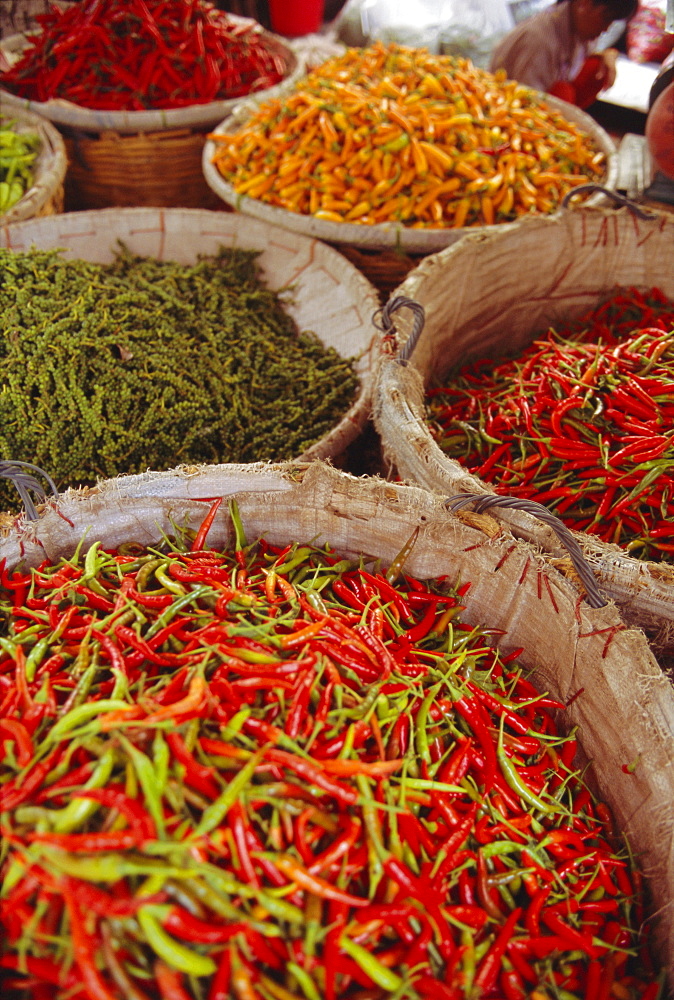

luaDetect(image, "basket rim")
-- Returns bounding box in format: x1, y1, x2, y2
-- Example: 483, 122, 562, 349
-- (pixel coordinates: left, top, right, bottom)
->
0, 20, 304, 134
202, 92, 619, 254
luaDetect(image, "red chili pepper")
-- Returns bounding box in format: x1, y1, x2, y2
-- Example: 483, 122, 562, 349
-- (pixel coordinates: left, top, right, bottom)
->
264, 748, 359, 806
0, 717, 34, 768
208, 949, 232, 1000
163, 907, 247, 944
273, 855, 369, 907
473, 907, 522, 992
143, 673, 208, 723
154, 960, 192, 1000
405, 600, 438, 642
524, 885, 551, 936
164, 730, 221, 800
115, 625, 180, 667
62, 887, 118, 1000
0, 953, 79, 989
74, 785, 156, 839
191, 497, 224, 552
1, 748, 61, 811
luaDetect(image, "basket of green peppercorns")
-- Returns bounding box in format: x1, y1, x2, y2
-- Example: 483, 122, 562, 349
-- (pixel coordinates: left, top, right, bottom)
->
0, 206, 380, 512
0, 105, 67, 223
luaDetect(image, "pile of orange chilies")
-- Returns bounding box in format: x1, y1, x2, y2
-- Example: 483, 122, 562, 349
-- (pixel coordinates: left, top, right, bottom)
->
209, 43, 606, 229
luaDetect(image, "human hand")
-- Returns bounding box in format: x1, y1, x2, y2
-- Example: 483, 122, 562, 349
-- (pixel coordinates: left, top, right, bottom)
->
597, 47, 619, 89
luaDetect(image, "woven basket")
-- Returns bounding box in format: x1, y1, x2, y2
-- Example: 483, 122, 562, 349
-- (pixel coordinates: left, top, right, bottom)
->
373, 205, 674, 656
0, 104, 66, 223
0, 207, 379, 465
1, 460, 673, 987
60, 126, 228, 211
0, 0, 74, 38
0, 24, 303, 210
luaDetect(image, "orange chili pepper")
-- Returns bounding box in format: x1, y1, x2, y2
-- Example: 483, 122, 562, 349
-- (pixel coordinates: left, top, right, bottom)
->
142, 674, 207, 724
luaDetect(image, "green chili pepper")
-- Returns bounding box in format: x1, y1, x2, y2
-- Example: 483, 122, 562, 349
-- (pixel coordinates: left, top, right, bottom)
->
137, 905, 217, 976
47, 700, 132, 743
120, 736, 166, 838
49, 747, 116, 834
496, 715, 561, 815
339, 935, 404, 992
194, 750, 263, 836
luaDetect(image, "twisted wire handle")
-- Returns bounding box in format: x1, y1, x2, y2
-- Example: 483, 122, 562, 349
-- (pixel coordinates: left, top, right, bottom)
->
0, 461, 59, 521
561, 184, 658, 220
372, 295, 426, 366
444, 493, 607, 609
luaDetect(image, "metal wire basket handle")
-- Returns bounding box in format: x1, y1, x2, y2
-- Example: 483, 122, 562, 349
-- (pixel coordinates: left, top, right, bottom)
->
373, 300, 607, 608
0, 461, 59, 521
444, 493, 607, 609
561, 184, 658, 220
372, 295, 426, 366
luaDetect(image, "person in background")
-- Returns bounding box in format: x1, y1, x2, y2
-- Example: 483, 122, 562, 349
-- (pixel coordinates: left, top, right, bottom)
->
489, 0, 638, 107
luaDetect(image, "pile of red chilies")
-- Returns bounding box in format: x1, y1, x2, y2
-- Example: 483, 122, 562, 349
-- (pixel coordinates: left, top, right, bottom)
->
427, 286, 674, 561
0, 0, 288, 110
0, 499, 664, 999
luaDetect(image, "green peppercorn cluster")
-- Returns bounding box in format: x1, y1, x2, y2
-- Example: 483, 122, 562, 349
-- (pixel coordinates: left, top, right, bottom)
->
0, 245, 359, 510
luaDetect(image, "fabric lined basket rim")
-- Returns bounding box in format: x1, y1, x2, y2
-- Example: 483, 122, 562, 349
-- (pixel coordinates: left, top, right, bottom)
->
371, 204, 674, 647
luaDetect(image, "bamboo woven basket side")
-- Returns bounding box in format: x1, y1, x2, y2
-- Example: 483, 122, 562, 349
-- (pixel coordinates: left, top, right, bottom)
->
0, 104, 67, 223
1, 460, 672, 987
332, 245, 427, 302
372, 205, 674, 654
62, 127, 226, 211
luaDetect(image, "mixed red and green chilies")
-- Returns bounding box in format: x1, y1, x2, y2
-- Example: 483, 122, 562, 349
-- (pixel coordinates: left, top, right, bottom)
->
0, 0, 290, 111
427, 286, 674, 562
0, 499, 666, 998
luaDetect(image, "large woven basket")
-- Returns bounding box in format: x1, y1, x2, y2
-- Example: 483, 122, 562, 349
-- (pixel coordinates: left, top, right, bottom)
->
0, 24, 303, 210
0, 103, 66, 223
0, 207, 379, 465
1, 460, 673, 987
373, 205, 674, 656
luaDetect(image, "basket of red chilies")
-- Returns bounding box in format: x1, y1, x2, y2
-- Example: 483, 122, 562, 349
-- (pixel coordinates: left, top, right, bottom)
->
0, 0, 303, 209
373, 204, 674, 665
0, 461, 672, 999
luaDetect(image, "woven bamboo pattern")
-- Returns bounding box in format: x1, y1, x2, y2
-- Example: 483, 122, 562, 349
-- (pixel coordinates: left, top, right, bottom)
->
0, 105, 66, 223
62, 127, 226, 210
